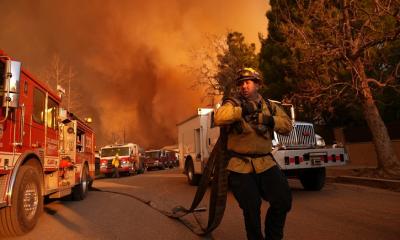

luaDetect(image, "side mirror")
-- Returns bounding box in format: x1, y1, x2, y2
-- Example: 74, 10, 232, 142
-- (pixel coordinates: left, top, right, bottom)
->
3, 60, 21, 108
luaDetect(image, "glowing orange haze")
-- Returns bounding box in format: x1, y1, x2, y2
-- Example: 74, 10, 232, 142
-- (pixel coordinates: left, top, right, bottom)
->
0, 0, 269, 149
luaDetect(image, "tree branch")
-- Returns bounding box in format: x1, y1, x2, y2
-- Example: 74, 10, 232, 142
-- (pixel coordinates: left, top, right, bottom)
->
367, 78, 388, 87
351, 28, 400, 59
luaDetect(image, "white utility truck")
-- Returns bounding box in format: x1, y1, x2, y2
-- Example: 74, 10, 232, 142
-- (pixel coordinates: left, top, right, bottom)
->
177, 105, 348, 191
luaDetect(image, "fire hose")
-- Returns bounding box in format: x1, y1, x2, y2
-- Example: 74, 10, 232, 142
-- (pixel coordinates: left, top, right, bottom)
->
91, 128, 229, 237
169, 128, 229, 235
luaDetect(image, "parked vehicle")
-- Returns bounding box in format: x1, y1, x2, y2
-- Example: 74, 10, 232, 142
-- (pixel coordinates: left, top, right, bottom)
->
0, 51, 96, 236
177, 107, 348, 190
144, 150, 167, 170
100, 143, 144, 177
144, 149, 178, 170
165, 150, 179, 168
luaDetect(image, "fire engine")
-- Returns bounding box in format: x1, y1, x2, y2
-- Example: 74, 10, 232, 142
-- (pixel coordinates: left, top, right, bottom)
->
144, 149, 177, 170
177, 107, 348, 191
0, 51, 96, 236
99, 143, 144, 177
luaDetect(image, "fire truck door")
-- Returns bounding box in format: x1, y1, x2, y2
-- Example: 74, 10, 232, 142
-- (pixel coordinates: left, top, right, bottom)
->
44, 96, 59, 169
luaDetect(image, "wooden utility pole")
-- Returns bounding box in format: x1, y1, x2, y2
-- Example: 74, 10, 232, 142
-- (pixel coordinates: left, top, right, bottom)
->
123, 127, 126, 144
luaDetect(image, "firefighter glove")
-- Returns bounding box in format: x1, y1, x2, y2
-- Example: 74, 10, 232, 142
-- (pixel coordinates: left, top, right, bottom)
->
241, 100, 259, 117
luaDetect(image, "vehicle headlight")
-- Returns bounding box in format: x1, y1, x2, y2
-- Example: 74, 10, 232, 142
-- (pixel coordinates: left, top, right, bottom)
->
315, 134, 326, 147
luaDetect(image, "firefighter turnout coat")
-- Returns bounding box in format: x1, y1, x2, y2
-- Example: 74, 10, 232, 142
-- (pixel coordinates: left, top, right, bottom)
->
214, 96, 293, 173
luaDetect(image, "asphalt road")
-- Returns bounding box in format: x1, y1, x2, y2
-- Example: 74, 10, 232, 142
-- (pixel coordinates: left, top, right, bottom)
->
7, 168, 400, 240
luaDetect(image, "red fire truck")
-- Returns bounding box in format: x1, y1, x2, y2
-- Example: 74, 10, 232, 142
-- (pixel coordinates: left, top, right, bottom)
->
144, 149, 177, 170
99, 143, 144, 177
0, 51, 96, 236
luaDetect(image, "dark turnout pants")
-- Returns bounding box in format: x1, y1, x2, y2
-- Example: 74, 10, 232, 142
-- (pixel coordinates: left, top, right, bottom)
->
113, 166, 120, 178
229, 166, 292, 240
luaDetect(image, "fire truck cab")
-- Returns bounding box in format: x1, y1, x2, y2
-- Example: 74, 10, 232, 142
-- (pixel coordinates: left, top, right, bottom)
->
0, 51, 96, 237
144, 149, 167, 170
99, 143, 144, 177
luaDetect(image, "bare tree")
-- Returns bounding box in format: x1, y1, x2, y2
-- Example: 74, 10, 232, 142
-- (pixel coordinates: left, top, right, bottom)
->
43, 54, 67, 90
184, 33, 227, 103
274, 0, 400, 177
42, 54, 86, 117
64, 66, 86, 116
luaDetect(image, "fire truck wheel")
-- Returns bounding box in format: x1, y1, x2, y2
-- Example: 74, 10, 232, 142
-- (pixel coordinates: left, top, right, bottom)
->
72, 164, 89, 200
186, 160, 200, 186
0, 165, 43, 237
88, 179, 94, 190
299, 167, 326, 191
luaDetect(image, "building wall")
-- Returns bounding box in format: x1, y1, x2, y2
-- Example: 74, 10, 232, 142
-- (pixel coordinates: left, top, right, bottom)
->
345, 140, 400, 167
333, 127, 400, 167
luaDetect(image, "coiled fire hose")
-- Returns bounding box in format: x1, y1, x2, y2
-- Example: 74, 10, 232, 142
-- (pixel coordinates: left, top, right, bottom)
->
169, 128, 229, 235
91, 128, 229, 237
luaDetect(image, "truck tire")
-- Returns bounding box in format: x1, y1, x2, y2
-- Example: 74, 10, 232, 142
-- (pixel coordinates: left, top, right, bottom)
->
88, 178, 94, 190
299, 167, 326, 191
72, 164, 89, 200
128, 163, 136, 176
186, 160, 201, 186
0, 165, 43, 237
159, 164, 165, 170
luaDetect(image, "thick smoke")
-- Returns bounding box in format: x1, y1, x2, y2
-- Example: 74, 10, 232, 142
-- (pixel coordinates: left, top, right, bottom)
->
0, 0, 268, 148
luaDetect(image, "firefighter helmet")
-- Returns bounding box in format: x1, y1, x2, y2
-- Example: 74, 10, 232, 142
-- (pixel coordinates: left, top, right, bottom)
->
236, 67, 262, 85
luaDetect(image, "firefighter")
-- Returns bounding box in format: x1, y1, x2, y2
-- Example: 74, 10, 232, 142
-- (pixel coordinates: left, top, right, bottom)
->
214, 67, 293, 240
112, 153, 120, 178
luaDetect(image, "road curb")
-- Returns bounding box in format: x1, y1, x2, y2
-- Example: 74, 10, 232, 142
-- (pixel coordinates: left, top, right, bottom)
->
327, 175, 400, 192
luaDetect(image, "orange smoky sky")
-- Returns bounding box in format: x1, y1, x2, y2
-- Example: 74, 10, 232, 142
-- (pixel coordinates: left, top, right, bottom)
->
0, 0, 270, 149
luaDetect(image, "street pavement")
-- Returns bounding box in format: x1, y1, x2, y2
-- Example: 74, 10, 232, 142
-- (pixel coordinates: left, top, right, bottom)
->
7, 168, 400, 240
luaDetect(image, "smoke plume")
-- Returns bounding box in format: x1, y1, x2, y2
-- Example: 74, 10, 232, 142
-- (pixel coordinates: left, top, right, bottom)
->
0, 0, 269, 148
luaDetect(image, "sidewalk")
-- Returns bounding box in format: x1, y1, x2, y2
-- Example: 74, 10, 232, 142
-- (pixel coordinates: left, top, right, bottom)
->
326, 166, 400, 192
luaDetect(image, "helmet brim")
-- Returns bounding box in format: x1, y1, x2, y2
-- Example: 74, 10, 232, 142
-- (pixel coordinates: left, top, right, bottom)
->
236, 77, 262, 85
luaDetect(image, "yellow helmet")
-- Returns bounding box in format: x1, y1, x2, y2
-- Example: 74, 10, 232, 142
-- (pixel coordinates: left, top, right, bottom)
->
236, 67, 262, 85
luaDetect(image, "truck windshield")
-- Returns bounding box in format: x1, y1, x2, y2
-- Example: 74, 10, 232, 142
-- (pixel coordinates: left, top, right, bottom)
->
101, 147, 130, 157
147, 151, 160, 159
